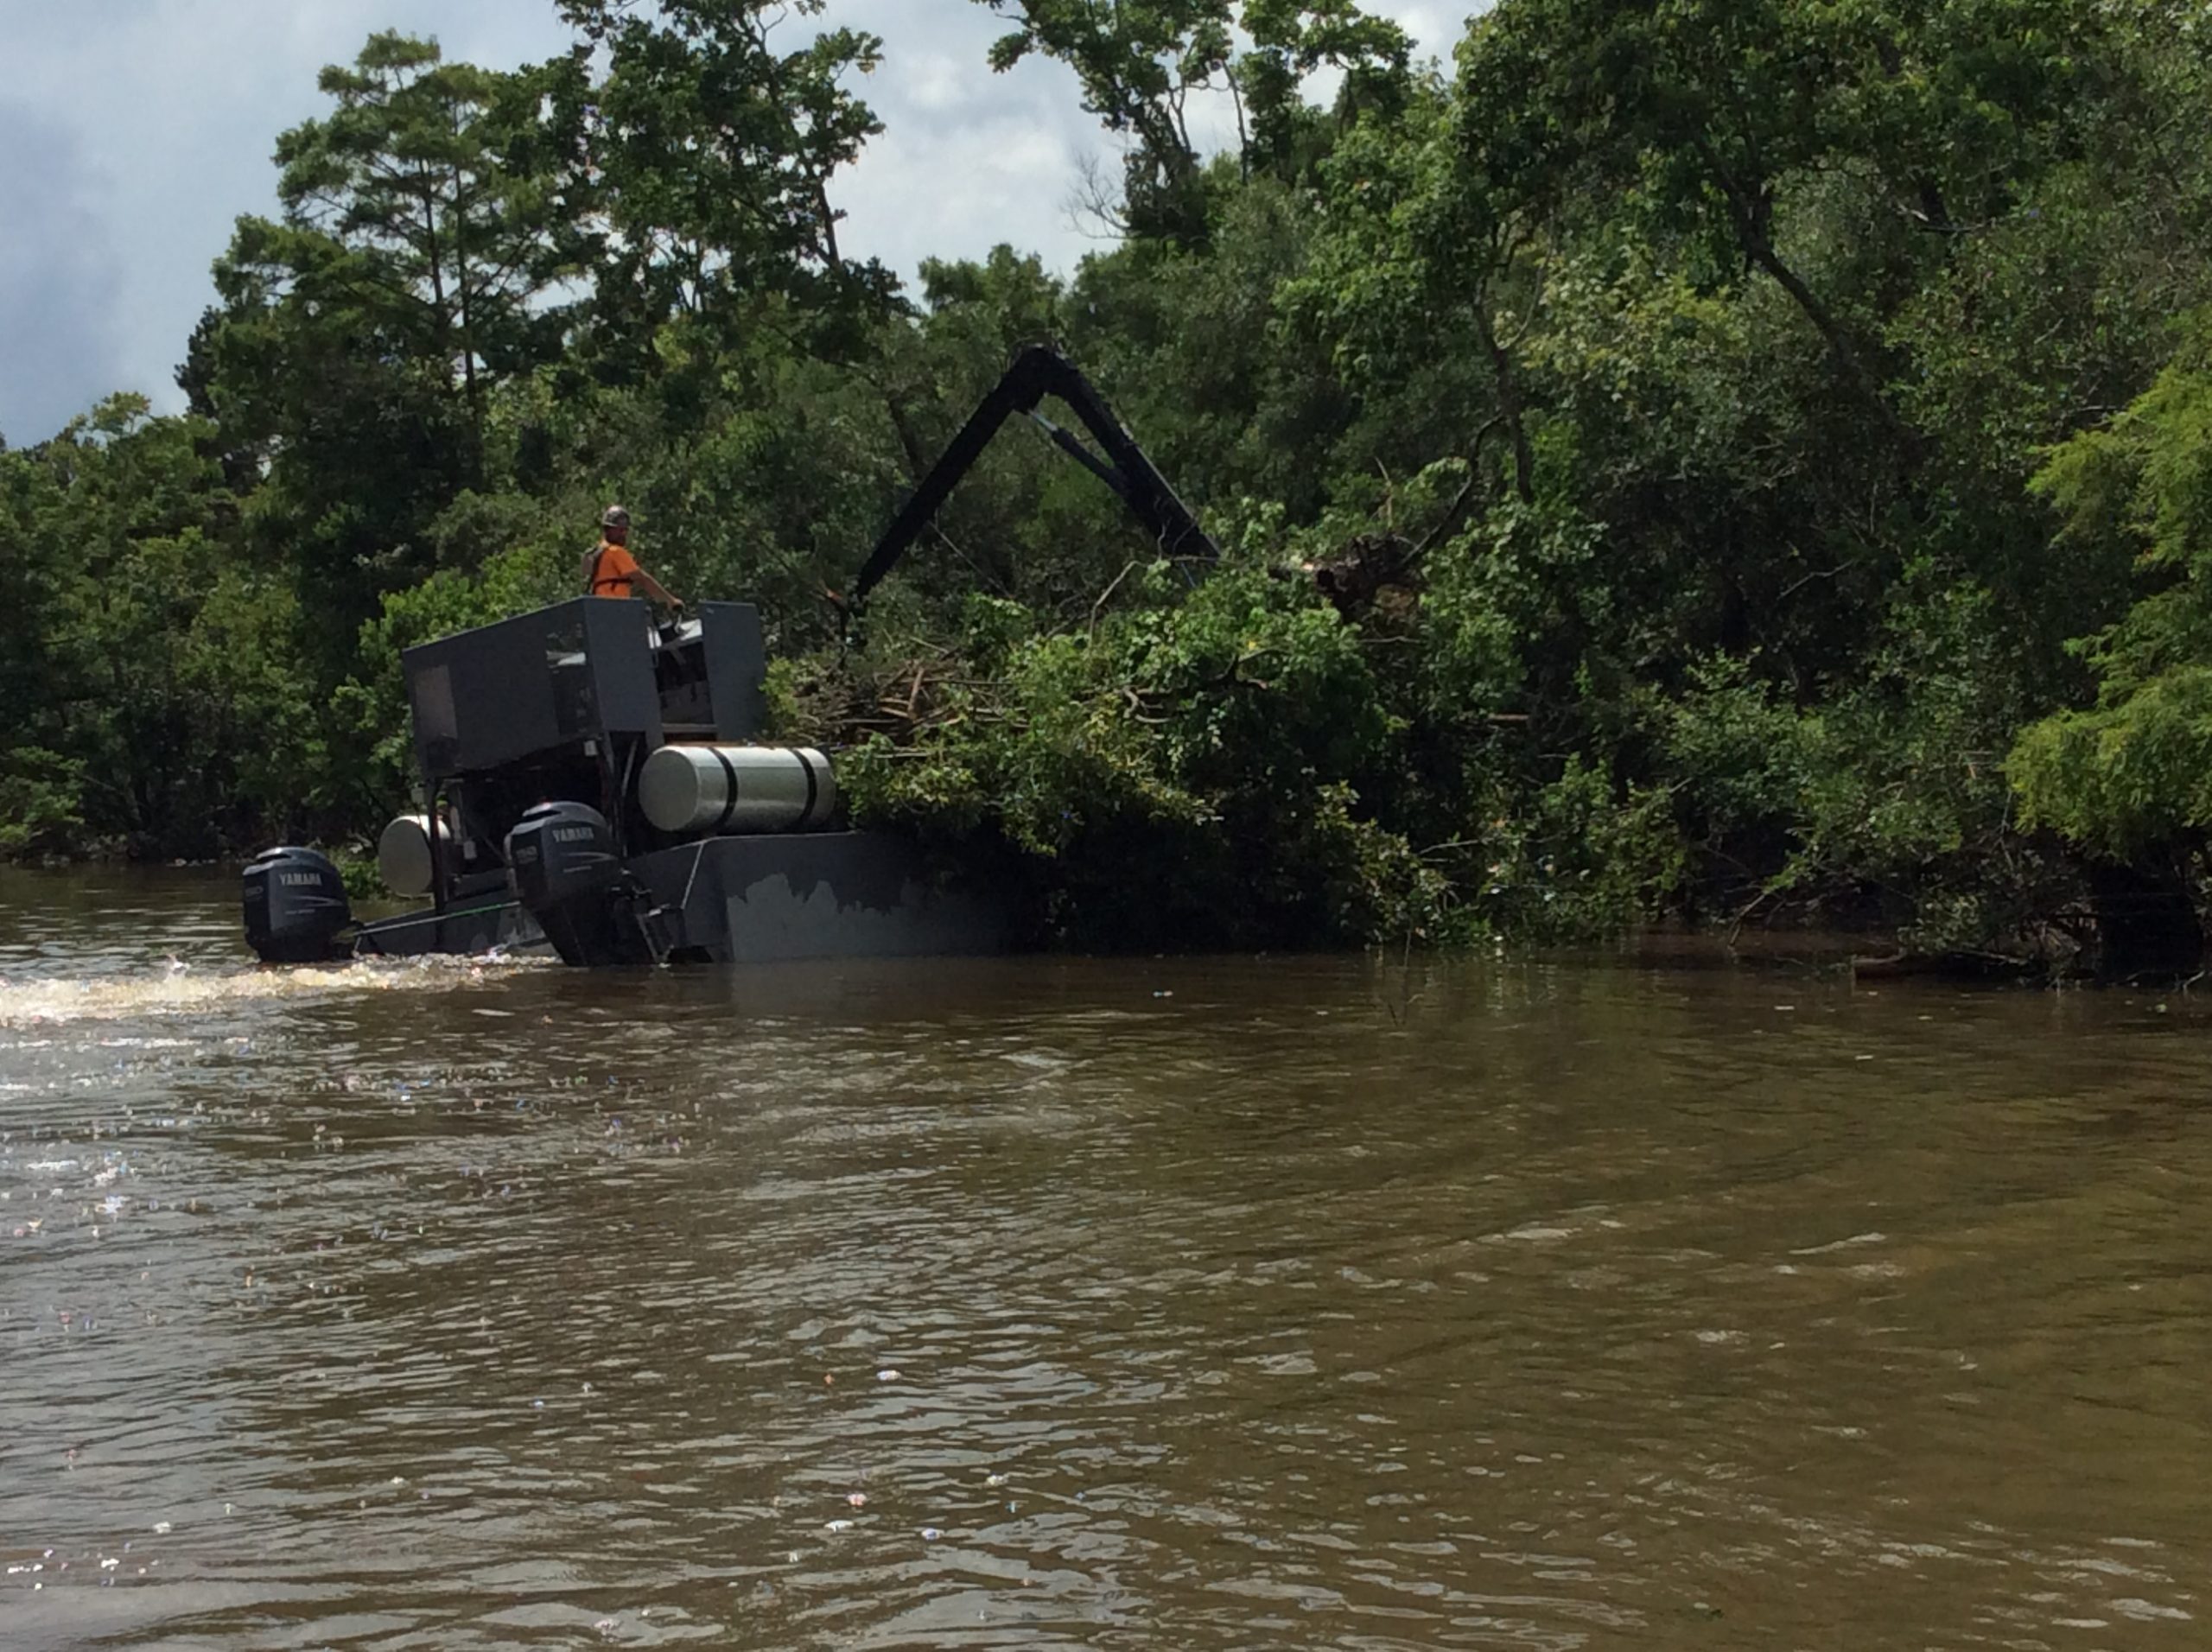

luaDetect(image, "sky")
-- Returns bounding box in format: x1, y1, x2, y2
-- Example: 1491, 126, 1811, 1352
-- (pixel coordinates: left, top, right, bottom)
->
0, 0, 1465, 448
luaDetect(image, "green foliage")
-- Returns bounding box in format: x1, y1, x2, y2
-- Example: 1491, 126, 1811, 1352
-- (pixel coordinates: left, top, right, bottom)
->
557, 0, 895, 352
193, 33, 575, 677
2012, 318, 2212, 855
0, 750, 86, 858
841, 560, 1428, 946
1460, 760, 1685, 944
0, 396, 314, 855
974, 1, 1409, 242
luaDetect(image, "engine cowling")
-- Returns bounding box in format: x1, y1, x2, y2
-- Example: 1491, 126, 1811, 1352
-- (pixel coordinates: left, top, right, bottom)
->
505, 801, 648, 966
243, 847, 353, 963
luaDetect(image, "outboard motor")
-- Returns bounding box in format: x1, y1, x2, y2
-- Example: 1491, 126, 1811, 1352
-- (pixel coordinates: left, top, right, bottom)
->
243, 847, 353, 963
505, 801, 669, 967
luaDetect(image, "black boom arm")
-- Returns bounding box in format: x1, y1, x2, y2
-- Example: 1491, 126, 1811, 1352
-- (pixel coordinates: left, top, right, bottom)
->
845, 346, 1218, 614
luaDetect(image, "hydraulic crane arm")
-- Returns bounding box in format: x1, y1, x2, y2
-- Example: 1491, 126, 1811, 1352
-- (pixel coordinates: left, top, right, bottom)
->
845, 346, 1219, 614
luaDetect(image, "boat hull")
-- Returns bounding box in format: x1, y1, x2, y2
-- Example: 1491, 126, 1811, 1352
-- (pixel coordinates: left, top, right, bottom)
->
350, 830, 1007, 966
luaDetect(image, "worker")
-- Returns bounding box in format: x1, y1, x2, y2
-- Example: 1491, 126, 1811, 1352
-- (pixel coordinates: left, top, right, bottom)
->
582, 505, 682, 612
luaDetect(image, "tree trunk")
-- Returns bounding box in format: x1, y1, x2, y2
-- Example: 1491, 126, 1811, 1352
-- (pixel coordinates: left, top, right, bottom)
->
1474, 297, 1535, 505
1738, 227, 1921, 459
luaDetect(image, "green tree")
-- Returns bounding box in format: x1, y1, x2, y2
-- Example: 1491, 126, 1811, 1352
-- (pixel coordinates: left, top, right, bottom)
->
2011, 319, 2212, 857
1456, 0, 2103, 449
974, 0, 1408, 244
0, 397, 310, 856
556, 0, 895, 365
194, 33, 573, 677
218, 33, 569, 457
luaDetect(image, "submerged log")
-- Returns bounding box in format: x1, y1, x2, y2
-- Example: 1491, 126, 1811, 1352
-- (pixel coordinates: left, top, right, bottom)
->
1849, 948, 2037, 983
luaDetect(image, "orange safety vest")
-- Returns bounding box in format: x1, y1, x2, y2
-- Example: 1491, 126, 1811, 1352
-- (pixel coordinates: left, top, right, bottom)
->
587, 540, 639, 597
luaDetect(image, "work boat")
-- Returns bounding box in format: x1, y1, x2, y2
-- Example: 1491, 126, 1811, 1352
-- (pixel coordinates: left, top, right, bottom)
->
238, 346, 1220, 969
241, 597, 1007, 968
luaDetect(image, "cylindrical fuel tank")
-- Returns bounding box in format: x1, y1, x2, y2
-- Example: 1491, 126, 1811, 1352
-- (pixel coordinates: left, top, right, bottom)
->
376, 813, 453, 898
637, 744, 836, 836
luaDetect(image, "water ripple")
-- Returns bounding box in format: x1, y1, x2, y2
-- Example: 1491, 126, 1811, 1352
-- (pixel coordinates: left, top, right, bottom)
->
3, 874, 2211, 1646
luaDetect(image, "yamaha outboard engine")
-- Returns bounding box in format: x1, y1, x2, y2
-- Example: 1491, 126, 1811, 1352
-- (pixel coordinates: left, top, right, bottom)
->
242, 847, 353, 963
505, 801, 670, 967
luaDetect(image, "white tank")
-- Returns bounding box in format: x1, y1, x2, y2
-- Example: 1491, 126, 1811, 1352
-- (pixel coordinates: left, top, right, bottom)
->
376, 813, 452, 898
638, 744, 837, 836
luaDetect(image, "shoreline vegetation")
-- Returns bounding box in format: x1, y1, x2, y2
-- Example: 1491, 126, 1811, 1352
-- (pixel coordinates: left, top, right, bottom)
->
10, 1, 2212, 978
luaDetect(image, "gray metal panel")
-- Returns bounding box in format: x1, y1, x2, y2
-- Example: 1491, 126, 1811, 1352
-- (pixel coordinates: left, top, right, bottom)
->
403, 598, 664, 779
412, 664, 458, 755
406, 611, 557, 777
353, 900, 545, 957
698, 601, 767, 740
630, 832, 1008, 963
579, 599, 666, 741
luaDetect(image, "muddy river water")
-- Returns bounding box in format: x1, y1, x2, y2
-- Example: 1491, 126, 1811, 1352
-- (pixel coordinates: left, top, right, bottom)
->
2, 867, 2209, 1649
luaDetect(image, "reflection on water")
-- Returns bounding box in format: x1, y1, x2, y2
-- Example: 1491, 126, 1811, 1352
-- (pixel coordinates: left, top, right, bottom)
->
3, 867, 2209, 1649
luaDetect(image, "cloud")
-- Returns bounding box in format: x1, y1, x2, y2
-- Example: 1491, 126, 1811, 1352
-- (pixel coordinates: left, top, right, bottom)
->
830, 3, 1109, 281
0, 106, 125, 447
2, 0, 572, 441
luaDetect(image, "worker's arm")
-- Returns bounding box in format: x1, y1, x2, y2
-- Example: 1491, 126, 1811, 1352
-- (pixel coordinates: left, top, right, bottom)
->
633, 566, 682, 610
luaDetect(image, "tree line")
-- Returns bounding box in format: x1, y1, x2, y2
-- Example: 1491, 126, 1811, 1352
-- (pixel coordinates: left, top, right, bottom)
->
8, 0, 2212, 969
